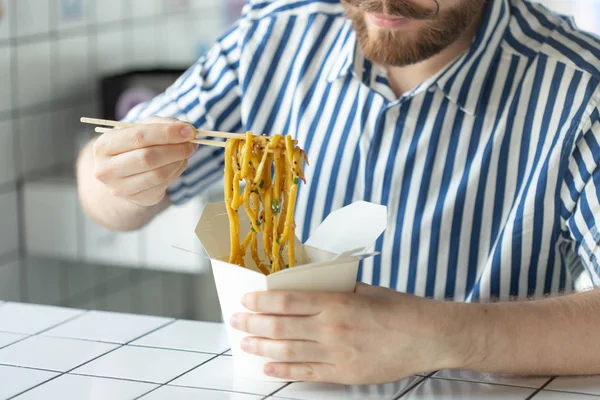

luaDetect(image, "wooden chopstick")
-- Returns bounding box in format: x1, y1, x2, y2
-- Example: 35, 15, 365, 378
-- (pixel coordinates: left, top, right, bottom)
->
82, 117, 297, 148
81, 117, 245, 140
93, 127, 226, 148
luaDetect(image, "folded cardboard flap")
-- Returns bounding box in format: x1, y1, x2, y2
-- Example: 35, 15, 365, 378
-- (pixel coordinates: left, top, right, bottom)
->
304, 201, 387, 255
195, 201, 388, 275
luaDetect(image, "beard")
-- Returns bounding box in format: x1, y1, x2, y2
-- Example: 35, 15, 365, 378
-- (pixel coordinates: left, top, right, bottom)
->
342, 0, 484, 67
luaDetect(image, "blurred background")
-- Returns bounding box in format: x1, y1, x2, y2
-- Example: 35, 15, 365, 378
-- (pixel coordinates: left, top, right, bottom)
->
0, 0, 598, 322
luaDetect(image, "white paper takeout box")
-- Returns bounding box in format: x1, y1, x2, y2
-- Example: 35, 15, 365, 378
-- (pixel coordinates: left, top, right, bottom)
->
195, 201, 387, 381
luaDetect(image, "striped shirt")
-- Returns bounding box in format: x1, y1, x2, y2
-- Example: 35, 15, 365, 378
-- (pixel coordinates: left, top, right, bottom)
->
125, 0, 600, 301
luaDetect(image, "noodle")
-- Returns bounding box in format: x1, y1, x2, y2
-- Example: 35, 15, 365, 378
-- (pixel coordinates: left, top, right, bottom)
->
224, 133, 306, 275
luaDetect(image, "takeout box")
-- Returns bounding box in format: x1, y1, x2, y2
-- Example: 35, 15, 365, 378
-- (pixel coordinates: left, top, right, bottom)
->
195, 201, 387, 381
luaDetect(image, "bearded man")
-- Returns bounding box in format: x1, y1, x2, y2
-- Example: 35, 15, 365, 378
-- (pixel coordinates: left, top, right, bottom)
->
77, 0, 600, 384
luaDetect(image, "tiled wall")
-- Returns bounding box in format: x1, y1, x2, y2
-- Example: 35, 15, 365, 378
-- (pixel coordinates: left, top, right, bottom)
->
0, 0, 229, 263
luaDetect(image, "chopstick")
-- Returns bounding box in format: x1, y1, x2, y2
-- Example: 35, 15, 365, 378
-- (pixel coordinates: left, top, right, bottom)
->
93, 127, 226, 148
82, 117, 298, 148
81, 117, 241, 148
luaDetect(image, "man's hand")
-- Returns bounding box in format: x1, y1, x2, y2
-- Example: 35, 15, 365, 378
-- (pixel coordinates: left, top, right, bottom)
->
230, 283, 466, 384
92, 116, 197, 207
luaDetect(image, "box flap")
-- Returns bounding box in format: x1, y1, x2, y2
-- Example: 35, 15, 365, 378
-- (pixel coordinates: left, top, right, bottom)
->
304, 201, 387, 255
195, 202, 251, 259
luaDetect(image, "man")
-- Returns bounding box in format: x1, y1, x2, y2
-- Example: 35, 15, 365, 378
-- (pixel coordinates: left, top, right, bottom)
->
77, 0, 600, 384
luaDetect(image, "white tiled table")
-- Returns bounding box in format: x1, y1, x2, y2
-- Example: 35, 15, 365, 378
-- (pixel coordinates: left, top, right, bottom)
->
1, 302, 600, 400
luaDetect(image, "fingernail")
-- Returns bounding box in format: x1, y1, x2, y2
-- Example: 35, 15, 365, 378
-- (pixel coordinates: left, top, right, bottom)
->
230, 314, 240, 329
192, 143, 199, 151
241, 294, 249, 307
264, 364, 276, 376
240, 337, 251, 351
180, 126, 195, 138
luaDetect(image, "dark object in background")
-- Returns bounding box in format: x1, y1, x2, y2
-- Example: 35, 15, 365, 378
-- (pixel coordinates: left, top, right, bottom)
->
100, 69, 186, 120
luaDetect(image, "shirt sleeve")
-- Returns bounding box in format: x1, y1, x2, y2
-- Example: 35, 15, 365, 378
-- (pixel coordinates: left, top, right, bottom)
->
561, 105, 600, 288
121, 24, 244, 205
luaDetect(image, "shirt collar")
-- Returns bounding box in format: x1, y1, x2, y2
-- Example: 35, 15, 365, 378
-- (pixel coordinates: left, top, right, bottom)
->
327, 0, 511, 115
434, 0, 511, 115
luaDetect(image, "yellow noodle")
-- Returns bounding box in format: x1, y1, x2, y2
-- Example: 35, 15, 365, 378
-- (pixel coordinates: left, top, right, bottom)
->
224, 133, 306, 274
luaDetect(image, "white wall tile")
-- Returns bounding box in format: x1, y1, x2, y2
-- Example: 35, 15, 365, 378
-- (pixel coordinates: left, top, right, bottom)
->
141, 199, 209, 273
24, 182, 79, 259
95, 0, 127, 24
135, 275, 165, 316
16, 41, 52, 109
0, 190, 19, 256
15, 0, 50, 37
96, 29, 128, 75
52, 103, 95, 166
132, 23, 159, 67
131, 0, 162, 18
26, 258, 63, 305
191, 0, 222, 11
54, 0, 92, 32
162, 0, 190, 13
0, 119, 15, 185
0, 0, 13, 40
156, 16, 199, 67
83, 215, 142, 267
0, 46, 12, 113
55, 34, 92, 102
18, 111, 56, 176
0, 260, 21, 302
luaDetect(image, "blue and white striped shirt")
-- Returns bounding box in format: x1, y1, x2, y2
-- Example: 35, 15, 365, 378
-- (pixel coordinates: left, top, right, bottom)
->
126, 0, 600, 301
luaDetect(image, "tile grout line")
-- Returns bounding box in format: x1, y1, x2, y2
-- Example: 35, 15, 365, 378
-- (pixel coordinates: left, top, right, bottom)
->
394, 375, 431, 399
33, 309, 91, 336
525, 377, 557, 400
0, 363, 61, 374
131, 354, 221, 400
264, 382, 293, 399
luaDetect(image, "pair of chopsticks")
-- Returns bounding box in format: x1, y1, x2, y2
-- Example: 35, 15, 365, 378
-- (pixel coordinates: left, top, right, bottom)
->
80, 117, 249, 148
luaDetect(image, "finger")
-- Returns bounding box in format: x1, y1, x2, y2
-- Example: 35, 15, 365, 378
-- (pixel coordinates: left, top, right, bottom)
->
230, 313, 316, 340
242, 291, 328, 315
108, 160, 186, 197
95, 122, 196, 155
126, 160, 187, 206
264, 362, 336, 382
107, 142, 197, 178
241, 337, 329, 363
